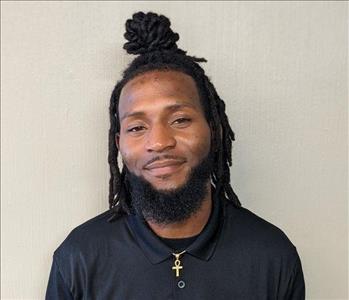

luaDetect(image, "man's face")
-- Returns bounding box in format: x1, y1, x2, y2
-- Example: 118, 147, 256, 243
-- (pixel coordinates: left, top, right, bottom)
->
116, 70, 211, 192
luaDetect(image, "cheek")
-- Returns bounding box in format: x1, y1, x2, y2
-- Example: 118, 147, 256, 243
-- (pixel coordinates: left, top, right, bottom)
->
183, 127, 211, 161
118, 137, 141, 172
196, 134, 211, 157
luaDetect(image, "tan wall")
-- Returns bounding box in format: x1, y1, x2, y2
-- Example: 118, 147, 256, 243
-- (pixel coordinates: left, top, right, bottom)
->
1, 1, 347, 299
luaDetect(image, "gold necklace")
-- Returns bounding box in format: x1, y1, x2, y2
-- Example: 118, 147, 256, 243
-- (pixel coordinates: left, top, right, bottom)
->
171, 250, 186, 277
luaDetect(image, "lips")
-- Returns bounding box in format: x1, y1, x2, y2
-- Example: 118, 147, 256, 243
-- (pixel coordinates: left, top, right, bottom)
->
144, 159, 186, 177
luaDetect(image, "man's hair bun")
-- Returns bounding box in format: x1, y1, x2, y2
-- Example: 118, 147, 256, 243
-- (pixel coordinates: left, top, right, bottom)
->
123, 11, 183, 55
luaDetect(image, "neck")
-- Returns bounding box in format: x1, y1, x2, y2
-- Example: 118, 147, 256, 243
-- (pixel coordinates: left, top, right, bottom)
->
146, 182, 212, 239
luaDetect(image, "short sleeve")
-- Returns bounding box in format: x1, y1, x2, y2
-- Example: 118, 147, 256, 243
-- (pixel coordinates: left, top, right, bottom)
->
284, 249, 306, 300
45, 256, 74, 300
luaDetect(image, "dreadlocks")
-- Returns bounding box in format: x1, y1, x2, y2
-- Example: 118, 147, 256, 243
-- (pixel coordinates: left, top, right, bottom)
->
107, 11, 241, 222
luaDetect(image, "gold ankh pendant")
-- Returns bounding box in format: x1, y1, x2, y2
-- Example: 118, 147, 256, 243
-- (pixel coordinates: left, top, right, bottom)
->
172, 251, 186, 277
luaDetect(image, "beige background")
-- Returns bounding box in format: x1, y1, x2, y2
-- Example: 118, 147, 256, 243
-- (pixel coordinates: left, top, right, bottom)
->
1, 1, 347, 299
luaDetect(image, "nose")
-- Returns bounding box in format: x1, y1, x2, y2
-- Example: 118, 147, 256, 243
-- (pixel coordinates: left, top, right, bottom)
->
145, 125, 176, 152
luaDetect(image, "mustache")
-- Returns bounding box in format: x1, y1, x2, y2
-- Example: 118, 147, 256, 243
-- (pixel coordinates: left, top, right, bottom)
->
143, 155, 187, 169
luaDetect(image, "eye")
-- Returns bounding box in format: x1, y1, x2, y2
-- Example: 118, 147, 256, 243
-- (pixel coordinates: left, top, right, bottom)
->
172, 118, 191, 125
126, 126, 146, 133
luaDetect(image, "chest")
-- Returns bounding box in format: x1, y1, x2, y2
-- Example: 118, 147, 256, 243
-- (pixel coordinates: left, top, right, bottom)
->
71, 246, 281, 300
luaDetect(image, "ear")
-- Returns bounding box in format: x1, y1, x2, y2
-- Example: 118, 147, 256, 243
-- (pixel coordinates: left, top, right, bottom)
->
115, 133, 120, 150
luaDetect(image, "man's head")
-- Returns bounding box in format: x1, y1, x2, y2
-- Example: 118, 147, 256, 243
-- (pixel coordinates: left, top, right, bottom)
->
107, 12, 241, 222
115, 70, 213, 223
117, 70, 211, 190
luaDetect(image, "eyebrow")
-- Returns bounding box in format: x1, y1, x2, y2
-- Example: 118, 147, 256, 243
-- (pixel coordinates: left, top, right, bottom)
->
120, 103, 197, 122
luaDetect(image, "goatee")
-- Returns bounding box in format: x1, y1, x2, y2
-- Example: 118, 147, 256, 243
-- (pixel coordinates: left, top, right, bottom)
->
125, 151, 214, 225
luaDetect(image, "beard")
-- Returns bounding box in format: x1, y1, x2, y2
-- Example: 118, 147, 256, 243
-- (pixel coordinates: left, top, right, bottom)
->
125, 150, 214, 225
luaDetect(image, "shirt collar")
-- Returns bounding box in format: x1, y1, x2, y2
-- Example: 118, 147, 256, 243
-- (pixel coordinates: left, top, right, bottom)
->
126, 194, 225, 265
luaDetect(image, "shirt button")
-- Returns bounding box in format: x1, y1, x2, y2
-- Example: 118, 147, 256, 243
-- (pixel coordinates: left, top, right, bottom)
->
177, 280, 186, 289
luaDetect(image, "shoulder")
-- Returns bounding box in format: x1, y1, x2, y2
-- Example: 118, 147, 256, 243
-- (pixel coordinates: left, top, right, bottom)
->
222, 200, 298, 258
221, 201, 305, 297
53, 209, 127, 259
50, 210, 136, 291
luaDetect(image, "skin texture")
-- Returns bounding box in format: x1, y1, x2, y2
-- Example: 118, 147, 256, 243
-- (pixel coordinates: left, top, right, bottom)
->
116, 70, 213, 238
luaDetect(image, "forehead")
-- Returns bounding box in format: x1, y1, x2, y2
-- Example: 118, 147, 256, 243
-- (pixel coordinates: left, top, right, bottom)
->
119, 70, 203, 116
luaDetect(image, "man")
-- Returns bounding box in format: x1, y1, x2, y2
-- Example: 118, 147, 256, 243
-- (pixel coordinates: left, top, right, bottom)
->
46, 11, 305, 299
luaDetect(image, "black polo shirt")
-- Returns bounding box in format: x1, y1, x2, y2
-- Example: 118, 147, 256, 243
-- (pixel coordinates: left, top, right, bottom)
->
46, 197, 305, 299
